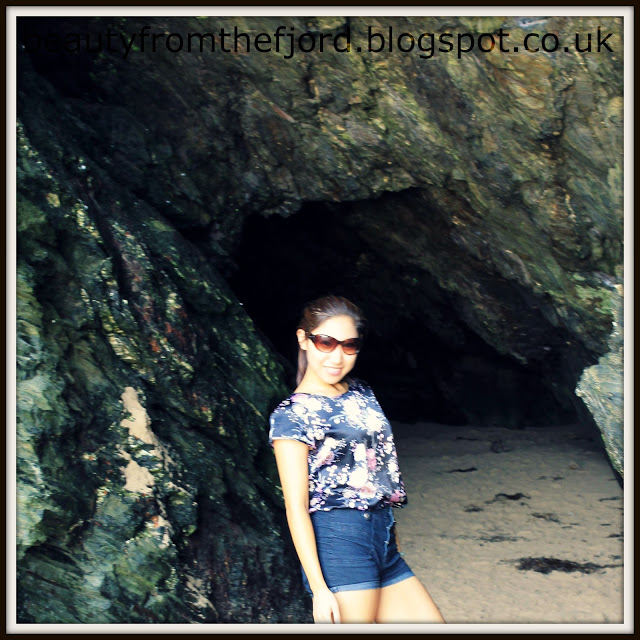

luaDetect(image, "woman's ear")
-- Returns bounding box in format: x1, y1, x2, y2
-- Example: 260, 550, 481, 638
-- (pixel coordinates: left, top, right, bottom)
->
296, 328, 308, 350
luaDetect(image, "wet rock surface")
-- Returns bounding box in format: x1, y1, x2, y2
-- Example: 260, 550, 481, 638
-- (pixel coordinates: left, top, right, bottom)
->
16, 15, 623, 623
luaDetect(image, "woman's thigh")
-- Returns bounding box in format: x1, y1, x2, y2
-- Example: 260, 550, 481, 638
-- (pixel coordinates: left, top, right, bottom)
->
375, 576, 445, 624
333, 588, 380, 624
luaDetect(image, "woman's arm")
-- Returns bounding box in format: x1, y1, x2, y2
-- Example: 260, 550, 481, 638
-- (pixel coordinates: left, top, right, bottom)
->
273, 439, 341, 624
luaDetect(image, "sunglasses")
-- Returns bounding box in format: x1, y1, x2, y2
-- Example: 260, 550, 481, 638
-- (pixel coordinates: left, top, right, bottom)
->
306, 333, 362, 355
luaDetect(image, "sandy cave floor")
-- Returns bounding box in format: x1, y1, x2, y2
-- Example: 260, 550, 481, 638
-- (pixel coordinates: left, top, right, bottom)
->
391, 420, 625, 625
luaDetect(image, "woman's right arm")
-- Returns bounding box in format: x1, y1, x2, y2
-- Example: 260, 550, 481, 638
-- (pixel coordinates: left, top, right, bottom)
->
272, 439, 341, 624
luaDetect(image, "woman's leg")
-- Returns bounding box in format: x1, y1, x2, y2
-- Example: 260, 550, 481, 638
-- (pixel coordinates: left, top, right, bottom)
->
375, 576, 445, 623
332, 588, 380, 623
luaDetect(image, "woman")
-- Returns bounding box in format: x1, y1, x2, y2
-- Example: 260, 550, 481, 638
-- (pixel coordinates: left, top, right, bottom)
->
269, 295, 445, 624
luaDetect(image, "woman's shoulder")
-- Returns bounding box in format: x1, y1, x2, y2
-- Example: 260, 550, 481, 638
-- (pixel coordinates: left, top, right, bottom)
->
348, 378, 385, 409
347, 377, 373, 395
270, 393, 297, 417
269, 388, 326, 418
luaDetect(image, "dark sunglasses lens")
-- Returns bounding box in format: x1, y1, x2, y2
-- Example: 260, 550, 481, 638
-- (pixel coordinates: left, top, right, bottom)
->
314, 335, 338, 352
342, 339, 360, 354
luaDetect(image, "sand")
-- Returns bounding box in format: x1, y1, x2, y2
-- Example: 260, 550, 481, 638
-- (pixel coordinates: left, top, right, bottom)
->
392, 420, 625, 625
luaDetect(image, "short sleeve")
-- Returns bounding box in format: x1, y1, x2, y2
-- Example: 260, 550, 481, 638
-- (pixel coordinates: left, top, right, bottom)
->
269, 404, 315, 447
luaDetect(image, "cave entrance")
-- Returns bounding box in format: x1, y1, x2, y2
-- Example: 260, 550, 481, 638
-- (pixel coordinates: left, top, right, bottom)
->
228, 200, 578, 427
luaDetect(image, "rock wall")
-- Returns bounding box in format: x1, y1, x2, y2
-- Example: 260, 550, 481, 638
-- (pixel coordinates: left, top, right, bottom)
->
576, 283, 624, 477
16, 121, 309, 622
16, 15, 623, 623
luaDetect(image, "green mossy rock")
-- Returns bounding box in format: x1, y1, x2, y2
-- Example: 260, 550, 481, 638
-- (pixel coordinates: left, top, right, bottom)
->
576, 278, 624, 476
16, 123, 308, 623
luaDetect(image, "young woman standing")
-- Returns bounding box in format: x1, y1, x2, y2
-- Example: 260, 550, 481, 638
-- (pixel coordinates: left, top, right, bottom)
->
269, 295, 445, 624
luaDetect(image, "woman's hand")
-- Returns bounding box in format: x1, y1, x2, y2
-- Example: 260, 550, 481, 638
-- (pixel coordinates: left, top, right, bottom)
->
312, 587, 341, 624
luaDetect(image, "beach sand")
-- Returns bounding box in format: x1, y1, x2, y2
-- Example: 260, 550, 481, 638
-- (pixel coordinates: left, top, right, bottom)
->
392, 420, 625, 625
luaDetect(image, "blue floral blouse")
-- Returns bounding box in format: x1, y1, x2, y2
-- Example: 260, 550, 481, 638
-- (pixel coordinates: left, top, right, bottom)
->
269, 378, 407, 512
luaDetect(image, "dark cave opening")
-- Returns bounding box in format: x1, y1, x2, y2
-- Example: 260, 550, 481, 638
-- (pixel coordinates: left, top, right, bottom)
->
227, 201, 579, 427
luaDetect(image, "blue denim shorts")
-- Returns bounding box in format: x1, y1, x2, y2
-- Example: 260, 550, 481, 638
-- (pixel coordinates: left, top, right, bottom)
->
302, 505, 414, 594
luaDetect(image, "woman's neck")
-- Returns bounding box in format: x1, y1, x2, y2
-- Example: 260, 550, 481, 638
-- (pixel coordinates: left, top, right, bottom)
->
295, 377, 350, 398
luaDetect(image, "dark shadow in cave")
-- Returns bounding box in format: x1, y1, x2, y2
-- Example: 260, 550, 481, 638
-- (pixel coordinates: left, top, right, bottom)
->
227, 201, 580, 428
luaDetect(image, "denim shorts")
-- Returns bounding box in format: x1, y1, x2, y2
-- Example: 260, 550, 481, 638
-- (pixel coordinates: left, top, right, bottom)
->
301, 505, 414, 594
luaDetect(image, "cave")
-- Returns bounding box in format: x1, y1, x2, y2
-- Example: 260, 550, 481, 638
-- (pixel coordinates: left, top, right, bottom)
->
227, 197, 581, 427
15, 14, 623, 625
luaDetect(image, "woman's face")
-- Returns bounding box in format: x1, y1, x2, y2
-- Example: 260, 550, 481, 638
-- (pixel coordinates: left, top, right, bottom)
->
297, 315, 359, 387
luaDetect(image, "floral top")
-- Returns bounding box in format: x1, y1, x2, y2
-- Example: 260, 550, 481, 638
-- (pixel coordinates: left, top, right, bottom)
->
269, 378, 407, 513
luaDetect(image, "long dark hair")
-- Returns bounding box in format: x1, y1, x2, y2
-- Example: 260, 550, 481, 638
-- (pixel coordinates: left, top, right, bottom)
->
296, 295, 366, 386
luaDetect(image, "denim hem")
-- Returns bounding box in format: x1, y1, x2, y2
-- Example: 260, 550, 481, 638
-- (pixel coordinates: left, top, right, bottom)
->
380, 570, 414, 589
308, 580, 380, 597
330, 580, 381, 593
